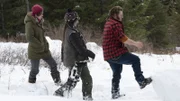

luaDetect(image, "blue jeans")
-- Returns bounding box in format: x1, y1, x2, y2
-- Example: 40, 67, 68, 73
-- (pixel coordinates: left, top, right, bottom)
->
107, 52, 145, 94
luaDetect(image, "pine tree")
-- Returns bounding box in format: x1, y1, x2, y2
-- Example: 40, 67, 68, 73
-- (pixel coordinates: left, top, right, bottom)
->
145, 0, 169, 49
0, 0, 9, 36
4, 0, 26, 36
123, 0, 151, 41
169, 0, 180, 46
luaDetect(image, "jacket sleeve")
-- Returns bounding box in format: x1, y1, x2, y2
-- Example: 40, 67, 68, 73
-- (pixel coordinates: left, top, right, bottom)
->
69, 33, 95, 59
61, 43, 64, 61
25, 22, 43, 47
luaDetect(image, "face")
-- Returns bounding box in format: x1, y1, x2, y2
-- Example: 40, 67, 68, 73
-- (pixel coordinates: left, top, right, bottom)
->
115, 11, 123, 21
37, 12, 43, 20
73, 19, 79, 27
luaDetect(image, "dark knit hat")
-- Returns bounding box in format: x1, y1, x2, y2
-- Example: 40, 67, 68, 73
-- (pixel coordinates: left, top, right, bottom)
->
32, 4, 43, 16
64, 9, 80, 22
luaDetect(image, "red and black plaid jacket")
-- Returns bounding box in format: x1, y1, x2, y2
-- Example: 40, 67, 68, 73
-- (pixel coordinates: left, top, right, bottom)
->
102, 17, 128, 60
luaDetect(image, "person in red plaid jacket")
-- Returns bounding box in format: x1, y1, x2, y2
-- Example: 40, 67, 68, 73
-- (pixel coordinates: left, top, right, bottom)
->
102, 6, 152, 99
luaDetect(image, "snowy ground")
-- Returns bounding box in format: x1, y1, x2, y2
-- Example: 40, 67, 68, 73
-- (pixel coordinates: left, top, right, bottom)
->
0, 38, 180, 101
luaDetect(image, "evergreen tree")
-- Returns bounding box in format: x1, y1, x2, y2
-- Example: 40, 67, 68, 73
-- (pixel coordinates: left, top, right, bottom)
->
169, 0, 180, 46
123, 0, 151, 41
0, 0, 10, 36
42, 0, 76, 26
0, 0, 176, 49
145, 0, 169, 49
4, 0, 26, 36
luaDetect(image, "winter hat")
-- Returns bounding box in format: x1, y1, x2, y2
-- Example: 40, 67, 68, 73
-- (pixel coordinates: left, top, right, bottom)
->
64, 9, 80, 22
32, 4, 43, 16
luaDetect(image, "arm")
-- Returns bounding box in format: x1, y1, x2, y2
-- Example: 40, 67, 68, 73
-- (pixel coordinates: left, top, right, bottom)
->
124, 38, 143, 49
113, 23, 143, 49
69, 33, 95, 59
25, 22, 42, 45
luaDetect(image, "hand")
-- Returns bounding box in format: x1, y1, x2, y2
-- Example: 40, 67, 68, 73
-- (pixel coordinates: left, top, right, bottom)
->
124, 38, 143, 49
87, 50, 95, 60
135, 41, 143, 49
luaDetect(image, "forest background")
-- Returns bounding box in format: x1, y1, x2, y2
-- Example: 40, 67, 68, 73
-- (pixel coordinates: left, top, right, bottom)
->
0, 0, 180, 53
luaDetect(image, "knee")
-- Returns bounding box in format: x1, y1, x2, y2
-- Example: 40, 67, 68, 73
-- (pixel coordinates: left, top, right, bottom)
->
136, 56, 140, 62
133, 56, 140, 63
134, 54, 140, 61
46, 57, 57, 68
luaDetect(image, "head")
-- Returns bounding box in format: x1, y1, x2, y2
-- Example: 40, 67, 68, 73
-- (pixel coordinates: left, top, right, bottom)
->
109, 6, 123, 21
32, 4, 43, 20
64, 9, 80, 27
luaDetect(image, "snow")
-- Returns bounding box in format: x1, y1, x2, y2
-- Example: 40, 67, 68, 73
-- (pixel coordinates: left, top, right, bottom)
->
152, 69, 180, 101
0, 37, 180, 101
176, 47, 180, 51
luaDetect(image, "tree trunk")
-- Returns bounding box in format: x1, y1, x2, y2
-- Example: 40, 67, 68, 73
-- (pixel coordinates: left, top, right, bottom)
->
100, 0, 103, 15
25, 0, 30, 12
1, 3, 5, 31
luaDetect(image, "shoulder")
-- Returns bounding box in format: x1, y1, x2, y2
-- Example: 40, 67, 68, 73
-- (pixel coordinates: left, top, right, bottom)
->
104, 18, 120, 29
108, 18, 119, 25
70, 32, 79, 39
24, 12, 36, 24
68, 28, 79, 36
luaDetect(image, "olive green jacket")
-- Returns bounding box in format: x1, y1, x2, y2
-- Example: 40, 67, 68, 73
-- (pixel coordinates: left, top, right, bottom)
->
24, 12, 51, 59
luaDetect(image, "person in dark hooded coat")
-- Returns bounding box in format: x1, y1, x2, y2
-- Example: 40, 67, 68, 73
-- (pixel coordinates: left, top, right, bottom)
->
54, 9, 95, 101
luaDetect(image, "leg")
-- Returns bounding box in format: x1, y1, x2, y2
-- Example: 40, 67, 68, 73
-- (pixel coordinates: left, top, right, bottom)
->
29, 59, 40, 83
77, 62, 93, 100
54, 62, 93, 100
66, 64, 80, 90
108, 52, 152, 88
43, 56, 60, 84
108, 52, 145, 83
107, 61, 122, 99
121, 53, 144, 82
54, 65, 79, 96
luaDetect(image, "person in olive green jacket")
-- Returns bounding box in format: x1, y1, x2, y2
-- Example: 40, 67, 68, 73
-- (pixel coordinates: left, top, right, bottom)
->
24, 4, 61, 85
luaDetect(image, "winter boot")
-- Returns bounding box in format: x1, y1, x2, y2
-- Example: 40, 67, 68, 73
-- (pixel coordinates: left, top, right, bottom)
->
54, 78, 77, 97
112, 91, 121, 99
83, 92, 93, 101
139, 77, 152, 89
83, 95, 93, 101
28, 77, 36, 83
54, 87, 65, 97
51, 72, 61, 85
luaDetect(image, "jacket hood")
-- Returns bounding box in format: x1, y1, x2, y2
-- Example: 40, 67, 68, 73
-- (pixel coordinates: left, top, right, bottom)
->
24, 12, 36, 24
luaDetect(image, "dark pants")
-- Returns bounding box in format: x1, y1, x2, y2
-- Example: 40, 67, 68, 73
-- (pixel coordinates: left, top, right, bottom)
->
107, 52, 145, 94
77, 63, 93, 98
55, 62, 92, 98
29, 56, 60, 83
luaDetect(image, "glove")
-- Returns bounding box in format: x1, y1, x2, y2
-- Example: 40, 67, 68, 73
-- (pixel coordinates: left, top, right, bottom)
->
87, 50, 95, 60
